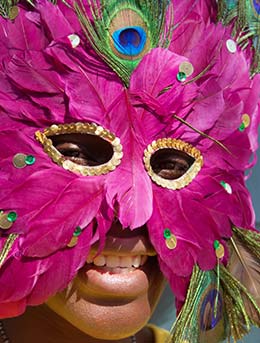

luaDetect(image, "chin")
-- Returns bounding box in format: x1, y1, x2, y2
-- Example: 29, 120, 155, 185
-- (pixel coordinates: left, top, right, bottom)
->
46, 255, 165, 340
47, 291, 152, 340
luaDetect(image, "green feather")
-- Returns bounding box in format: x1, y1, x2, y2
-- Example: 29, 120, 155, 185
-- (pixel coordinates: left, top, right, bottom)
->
74, 0, 174, 86
0, 0, 19, 19
169, 266, 226, 343
218, 0, 260, 74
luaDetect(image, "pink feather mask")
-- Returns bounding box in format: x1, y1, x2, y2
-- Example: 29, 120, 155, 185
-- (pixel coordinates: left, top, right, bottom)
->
0, 0, 259, 341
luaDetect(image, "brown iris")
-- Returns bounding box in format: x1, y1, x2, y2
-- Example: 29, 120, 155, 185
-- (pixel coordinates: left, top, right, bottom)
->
150, 149, 195, 180
51, 134, 114, 167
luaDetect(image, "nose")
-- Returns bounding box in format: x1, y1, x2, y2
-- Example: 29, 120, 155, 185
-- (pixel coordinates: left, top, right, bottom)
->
108, 219, 149, 238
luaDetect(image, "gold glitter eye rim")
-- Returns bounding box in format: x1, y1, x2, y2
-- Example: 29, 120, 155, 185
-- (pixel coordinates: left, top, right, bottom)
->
143, 138, 203, 190
35, 122, 123, 176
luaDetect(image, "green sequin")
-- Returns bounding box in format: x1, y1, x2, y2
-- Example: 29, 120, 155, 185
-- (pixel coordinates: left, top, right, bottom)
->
25, 155, 36, 165
214, 240, 220, 250
7, 211, 17, 222
239, 122, 245, 132
164, 228, 172, 239
73, 226, 82, 237
177, 71, 187, 82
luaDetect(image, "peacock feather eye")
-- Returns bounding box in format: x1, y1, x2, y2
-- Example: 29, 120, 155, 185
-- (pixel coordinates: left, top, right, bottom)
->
252, 0, 260, 15
109, 8, 150, 61
75, 0, 174, 86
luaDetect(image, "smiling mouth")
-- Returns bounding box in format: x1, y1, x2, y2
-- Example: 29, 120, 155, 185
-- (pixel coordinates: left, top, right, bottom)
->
86, 254, 148, 270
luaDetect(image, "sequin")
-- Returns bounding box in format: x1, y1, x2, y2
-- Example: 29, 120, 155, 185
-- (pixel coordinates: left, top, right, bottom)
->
214, 240, 220, 249
220, 181, 232, 194
68, 34, 81, 48
164, 228, 172, 239
214, 239, 225, 259
226, 39, 237, 53
13, 153, 36, 168
67, 236, 78, 248
0, 214, 13, 230
144, 138, 203, 190
215, 244, 225, 259
179, 61, 194, 77
9, 6, 19, 20
177, 71, 187, 82
239, 122, 245, 132
165, 235, 177, 250
36, 122, 123, 177
13, 153, 27, 168
7, 211, 17, 222
242, 113, 250, 128
25, 155, 36, 165
73, 226, 82, 237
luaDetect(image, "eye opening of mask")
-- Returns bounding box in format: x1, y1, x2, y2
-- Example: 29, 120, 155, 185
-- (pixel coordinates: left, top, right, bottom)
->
144, 138, 203, 190
35, 122, 123, 176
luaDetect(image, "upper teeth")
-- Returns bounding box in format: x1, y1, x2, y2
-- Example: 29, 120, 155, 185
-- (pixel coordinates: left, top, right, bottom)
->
87, 255, 148, 268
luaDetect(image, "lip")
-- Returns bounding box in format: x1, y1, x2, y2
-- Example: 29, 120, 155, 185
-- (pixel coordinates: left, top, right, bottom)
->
75, 223, 157, 301
89, 234, 157, 257
76, 255, 157, 301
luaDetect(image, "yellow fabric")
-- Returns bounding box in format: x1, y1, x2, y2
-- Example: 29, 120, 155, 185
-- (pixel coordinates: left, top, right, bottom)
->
147, 324, 170, 343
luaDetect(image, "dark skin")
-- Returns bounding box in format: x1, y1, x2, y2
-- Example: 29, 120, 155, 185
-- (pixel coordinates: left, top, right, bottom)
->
2, 305, 154, 343
1, 134, 226, 342
0, 134, 229, 343
51, 133, 194, 179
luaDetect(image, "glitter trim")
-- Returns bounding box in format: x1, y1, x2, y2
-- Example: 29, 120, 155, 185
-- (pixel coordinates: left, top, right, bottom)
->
35, 122, 123, 176
143, 138, 203, 190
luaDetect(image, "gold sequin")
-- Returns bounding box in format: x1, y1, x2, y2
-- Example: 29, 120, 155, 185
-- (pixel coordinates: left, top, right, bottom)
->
8, 6, 19, 20
216, 244, 225, 259
143, 138, 203, 190
165, 235, 177, 250
67, 236, 78, 248
179, 61, 194, 77
35, 122, 123, 176
0, 213, 13, 230
13, 153, 27, 168
242, 114, 250, 128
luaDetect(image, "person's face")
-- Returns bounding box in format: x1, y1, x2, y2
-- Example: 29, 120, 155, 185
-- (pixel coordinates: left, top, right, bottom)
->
46, 222, 165, 340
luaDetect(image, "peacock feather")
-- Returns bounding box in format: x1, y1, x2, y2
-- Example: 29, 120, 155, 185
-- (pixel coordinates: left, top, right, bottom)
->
169, 266, 226, 343
169, 227, 260, 343
0, 0, 19, 19
74, 0, 174, 86
218, 0, 260, 74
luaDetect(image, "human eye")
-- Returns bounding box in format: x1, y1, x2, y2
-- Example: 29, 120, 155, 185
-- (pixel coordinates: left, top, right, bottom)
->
150, 149, 194, 180
52, 136, 112, 167
35, 122, 123, 176
144, 138, 203, 189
